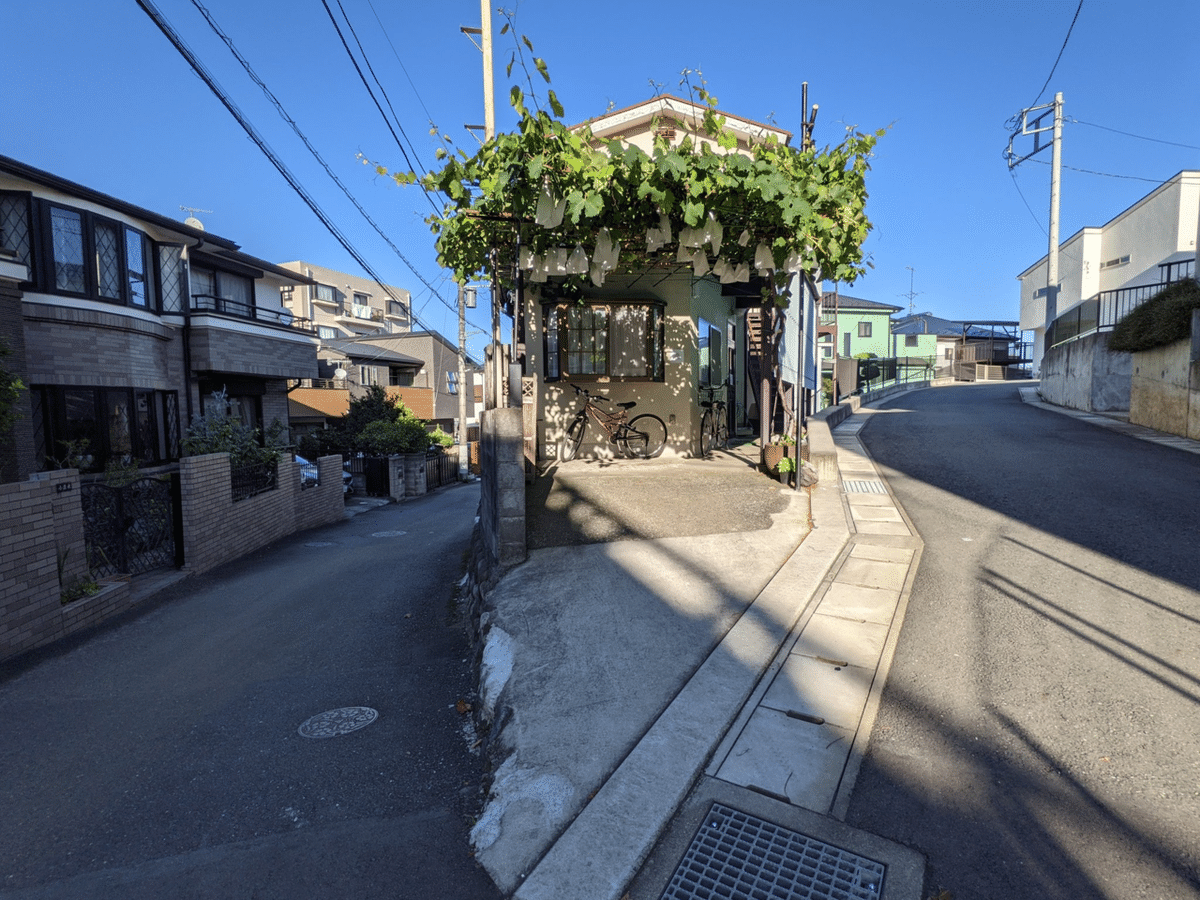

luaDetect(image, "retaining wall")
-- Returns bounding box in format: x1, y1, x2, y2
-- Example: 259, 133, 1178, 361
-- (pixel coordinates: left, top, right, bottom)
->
1039, 332, 1131, 412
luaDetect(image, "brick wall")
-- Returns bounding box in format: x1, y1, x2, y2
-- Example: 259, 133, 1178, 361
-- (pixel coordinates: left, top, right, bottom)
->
0, 469, 134, 663
179, 452, 343, 575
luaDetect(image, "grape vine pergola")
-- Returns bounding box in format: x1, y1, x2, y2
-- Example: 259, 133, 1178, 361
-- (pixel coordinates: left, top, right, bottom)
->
380, 54, 881, 445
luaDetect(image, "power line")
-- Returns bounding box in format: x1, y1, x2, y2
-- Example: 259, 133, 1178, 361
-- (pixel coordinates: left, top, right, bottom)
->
1069, 118, 1200, 151
1008, 168, 1048, 236
182, 0, 456, 322
1024, 156, 1168, 183
364, 0, 439, 131
1029, 0, 1083, 108
319, 0, 443, 217
137, 0, 453, 336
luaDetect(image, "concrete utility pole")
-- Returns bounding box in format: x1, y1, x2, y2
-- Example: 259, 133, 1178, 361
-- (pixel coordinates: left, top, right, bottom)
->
457, 282, 469, 478
481, 1, 495, 141
1006, 92, 1065, 354
1045, 92, 1064, 332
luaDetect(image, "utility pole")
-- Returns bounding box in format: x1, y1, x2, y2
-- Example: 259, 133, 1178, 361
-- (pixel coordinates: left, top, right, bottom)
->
1046, 92, 1063, 331
457, 282, 469, 478
462, 4, 502, 407
1006, 92, 1064, 359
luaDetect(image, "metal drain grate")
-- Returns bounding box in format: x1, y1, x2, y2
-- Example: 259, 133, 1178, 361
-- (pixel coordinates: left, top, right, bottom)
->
298, 707, 378, 738
661, 803, 885, 900
843, 480, 887, 494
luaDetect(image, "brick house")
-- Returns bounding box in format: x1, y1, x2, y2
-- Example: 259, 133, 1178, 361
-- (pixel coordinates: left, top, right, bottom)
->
0, 154, 319, 477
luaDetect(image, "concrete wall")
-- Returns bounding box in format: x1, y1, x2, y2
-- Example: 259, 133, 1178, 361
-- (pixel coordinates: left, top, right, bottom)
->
1038, 331, 1131, 412
477, 408, 525, 570
1129, 312, 1200, 439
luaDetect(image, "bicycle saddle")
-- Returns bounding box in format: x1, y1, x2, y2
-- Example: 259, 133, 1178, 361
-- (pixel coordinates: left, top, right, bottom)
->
617, 401, 637, 409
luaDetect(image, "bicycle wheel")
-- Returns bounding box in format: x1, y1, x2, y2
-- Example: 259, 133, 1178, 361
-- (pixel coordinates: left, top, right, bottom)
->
560, 412, 586, 461
713, 409, 729, 450
700, 409, 716, 456
621, 414, 667, 458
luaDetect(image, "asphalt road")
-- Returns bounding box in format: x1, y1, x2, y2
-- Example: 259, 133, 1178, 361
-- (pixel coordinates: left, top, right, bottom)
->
0, 482, 500, 900
846, 383, 1200, 899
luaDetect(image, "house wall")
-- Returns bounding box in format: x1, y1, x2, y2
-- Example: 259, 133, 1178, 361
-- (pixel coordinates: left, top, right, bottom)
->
22, 299, 181, 389
1018, 173, 1200, 373
526, 274, 718, 459
1038, 331, 1131, 412
1129, 312, 1200, 439
838, 308, 893, 359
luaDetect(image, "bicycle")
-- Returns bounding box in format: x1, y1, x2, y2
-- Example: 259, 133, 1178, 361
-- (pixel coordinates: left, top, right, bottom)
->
559, 383, 667, 461
699, 384, 729, 455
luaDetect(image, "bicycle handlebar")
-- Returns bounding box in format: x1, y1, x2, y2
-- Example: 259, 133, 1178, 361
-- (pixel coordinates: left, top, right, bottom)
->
570, 383, 609, 402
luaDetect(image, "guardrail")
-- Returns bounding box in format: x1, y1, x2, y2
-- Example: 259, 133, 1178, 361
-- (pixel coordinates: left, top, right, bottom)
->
191, 294, 316, 333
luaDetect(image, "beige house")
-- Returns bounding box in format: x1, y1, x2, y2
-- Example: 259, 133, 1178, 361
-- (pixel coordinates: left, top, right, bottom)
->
525, 96, 796, 460
277, 260, 411, 340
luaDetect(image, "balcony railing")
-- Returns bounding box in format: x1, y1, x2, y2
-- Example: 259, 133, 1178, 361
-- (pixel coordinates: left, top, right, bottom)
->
191, 294, 316, 333
337, 303, 385, 323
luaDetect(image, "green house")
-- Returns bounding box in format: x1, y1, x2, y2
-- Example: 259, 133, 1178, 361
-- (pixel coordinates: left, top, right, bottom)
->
817, 292, 901, 363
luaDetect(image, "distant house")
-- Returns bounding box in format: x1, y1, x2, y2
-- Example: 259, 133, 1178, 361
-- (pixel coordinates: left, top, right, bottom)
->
520, 95, 816, 458
277, 260, 411, 339
0, 154, 318, 478
818, 292, 901, 362
891, 312, 1025, 381
335, 331, 482, 434
1018, 170, 1199, 374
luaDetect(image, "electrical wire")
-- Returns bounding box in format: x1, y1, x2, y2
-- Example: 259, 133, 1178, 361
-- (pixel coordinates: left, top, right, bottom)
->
1069, 118, 1200, 151
1024, 156, 1168, 183
319, 0, 443, 217
1008, 169, 1048, 237
137, 0, 456, 338
364, 0, 439, 131
1029, 0, 1083, 109
331, 0, 436, 184
182, 0, 458, 322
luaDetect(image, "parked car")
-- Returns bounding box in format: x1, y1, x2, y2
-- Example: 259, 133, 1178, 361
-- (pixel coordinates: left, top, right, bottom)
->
295, 455, 353, 494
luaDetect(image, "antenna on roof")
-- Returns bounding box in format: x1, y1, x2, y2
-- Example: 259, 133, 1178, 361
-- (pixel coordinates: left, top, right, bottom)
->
901, 266, 922, 315
180, 205, 212, 231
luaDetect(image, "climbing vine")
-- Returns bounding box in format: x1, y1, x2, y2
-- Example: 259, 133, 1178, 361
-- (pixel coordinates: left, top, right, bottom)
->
374, 32, 882, 306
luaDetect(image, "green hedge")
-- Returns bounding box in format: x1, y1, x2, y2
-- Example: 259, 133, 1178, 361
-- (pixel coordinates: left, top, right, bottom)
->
1109, 279, 1200, 353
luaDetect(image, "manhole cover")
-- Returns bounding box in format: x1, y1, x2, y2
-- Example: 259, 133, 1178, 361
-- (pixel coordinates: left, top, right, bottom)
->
371, 530, 407, 538
304, 541, 336, 547
662, 803, 885, 900
843, 480, 887, 494
297, 707, 378, 739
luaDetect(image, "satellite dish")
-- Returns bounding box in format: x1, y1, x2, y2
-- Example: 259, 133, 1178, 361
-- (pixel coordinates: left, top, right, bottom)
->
334, 368, 347, 380
184, 216, 205, 231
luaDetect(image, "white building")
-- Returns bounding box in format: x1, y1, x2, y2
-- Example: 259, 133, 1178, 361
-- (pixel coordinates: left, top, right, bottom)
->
1017, 171, 1199, 374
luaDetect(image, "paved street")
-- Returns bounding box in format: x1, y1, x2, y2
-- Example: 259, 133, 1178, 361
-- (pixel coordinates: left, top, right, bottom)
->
0, 482, 499, 900
846, 383, 1200, 899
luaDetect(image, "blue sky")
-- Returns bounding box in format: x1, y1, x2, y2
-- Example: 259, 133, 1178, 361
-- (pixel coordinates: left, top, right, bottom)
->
5, 1, 1199, 353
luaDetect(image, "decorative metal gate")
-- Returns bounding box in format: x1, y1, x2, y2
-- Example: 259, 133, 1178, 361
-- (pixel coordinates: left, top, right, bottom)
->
80, 474, 181, 577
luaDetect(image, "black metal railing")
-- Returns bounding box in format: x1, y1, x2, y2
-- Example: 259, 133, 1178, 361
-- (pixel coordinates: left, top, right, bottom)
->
191, 294, 316, 333
1046, 277, 1192, 349
230, 459, 277, 502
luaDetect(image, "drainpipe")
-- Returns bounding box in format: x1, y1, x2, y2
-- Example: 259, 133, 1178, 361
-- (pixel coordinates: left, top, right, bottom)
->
179, 237, 204, 425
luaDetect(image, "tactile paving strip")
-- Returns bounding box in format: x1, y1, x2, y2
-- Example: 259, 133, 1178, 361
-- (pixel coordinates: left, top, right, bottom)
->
661, 803, 886, 900
843, 480, 887, 494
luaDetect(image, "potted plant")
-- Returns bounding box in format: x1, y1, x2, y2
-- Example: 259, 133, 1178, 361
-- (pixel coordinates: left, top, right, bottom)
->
776, 454, 796, 485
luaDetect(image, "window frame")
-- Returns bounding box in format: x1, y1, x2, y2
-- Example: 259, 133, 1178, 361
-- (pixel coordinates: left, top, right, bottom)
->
32, 199, 160, 310
542, 298, 665, 383
34, 385, 180, 471
857, 321, 872, 339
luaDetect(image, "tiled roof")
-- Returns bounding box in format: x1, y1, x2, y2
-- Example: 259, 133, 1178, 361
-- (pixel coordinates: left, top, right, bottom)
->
820, 292, 902, 312
288, 387, 350, 419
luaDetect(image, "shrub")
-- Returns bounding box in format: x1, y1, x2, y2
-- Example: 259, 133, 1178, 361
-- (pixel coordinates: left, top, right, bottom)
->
357, 418, 429, 455
429, 426, 454, 448
183, 388, 283, 465
1109, 279, 1200, 353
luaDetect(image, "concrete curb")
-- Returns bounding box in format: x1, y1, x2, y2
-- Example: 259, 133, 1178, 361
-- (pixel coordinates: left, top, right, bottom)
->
512, 481, 852, 900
